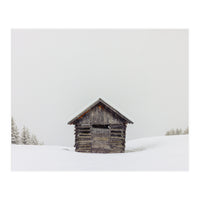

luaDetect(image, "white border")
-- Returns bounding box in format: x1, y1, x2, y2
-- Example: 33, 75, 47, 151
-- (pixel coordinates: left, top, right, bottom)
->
0, 1, 199, 200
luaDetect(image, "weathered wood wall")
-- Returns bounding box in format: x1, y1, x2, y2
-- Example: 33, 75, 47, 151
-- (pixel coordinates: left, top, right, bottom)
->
74, 104, 127, 153
109, 124, 126, 153
75, 124, 92, 152
75, 104, 126, 125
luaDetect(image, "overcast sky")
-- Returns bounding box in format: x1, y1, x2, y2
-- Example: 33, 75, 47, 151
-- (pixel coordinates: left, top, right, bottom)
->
11, 29, 188, 146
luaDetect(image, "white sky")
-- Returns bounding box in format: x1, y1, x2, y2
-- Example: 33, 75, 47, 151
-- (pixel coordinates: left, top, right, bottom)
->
11, 29, 188, 146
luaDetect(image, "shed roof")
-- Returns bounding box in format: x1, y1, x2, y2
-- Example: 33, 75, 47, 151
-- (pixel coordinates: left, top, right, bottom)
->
68, 98, 133, 124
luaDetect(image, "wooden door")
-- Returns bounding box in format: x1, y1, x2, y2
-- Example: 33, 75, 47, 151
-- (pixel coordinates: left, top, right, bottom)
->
91, 125, 111, 153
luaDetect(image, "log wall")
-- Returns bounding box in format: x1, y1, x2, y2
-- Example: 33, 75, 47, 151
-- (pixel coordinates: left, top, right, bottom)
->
74, 103, 127, 153
74, 124, 126, 153
75, 125, 92, 153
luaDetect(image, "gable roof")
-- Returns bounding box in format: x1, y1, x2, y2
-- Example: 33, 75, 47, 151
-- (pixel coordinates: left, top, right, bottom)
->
68, 98, 133, 124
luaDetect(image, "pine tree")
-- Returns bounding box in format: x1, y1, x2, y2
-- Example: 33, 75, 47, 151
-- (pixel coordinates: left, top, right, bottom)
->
21, 126, 31, 145
171, 129, 175, 135
166, 128, 188, 136
183, 127, 189, 135
30, 134, 39, 145
166, 129, 177, 136
175, 128, 183, 135
166, 129, 172, 135
165, 131, 170, 136
11, 117, 20, 144
175, 128, 179, 135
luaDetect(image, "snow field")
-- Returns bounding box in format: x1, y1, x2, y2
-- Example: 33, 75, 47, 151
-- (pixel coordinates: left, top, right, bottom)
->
11, 135, 188, 171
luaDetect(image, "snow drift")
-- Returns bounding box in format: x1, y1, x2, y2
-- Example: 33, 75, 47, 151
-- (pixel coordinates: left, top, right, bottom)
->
11, 135, 188, 171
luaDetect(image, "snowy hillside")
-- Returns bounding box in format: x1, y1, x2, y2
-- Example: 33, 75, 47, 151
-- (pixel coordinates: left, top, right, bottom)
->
11, 135, 188, 171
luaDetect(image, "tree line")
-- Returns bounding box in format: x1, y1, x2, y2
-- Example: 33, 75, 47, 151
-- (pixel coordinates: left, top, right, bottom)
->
11, 117, 43, 145
165, 127, 189, 136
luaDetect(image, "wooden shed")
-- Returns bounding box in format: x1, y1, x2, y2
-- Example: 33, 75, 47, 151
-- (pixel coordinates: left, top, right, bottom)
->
68, 98, 133, 153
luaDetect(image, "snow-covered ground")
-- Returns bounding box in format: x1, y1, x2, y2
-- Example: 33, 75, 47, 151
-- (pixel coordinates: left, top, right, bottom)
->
11, 135, 188, 171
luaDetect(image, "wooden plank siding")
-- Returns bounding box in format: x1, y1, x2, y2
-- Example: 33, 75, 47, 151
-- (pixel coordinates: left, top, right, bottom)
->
74, 122, 127, 153
68, 98, 133, 153
76, 105, 126, 125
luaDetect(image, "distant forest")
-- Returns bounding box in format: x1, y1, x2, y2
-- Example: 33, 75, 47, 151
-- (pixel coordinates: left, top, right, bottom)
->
11, 117, 43, 145
165, 127, 189, 136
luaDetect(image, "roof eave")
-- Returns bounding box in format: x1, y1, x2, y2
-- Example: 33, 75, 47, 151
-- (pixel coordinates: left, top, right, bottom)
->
67, 98, 134, 125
